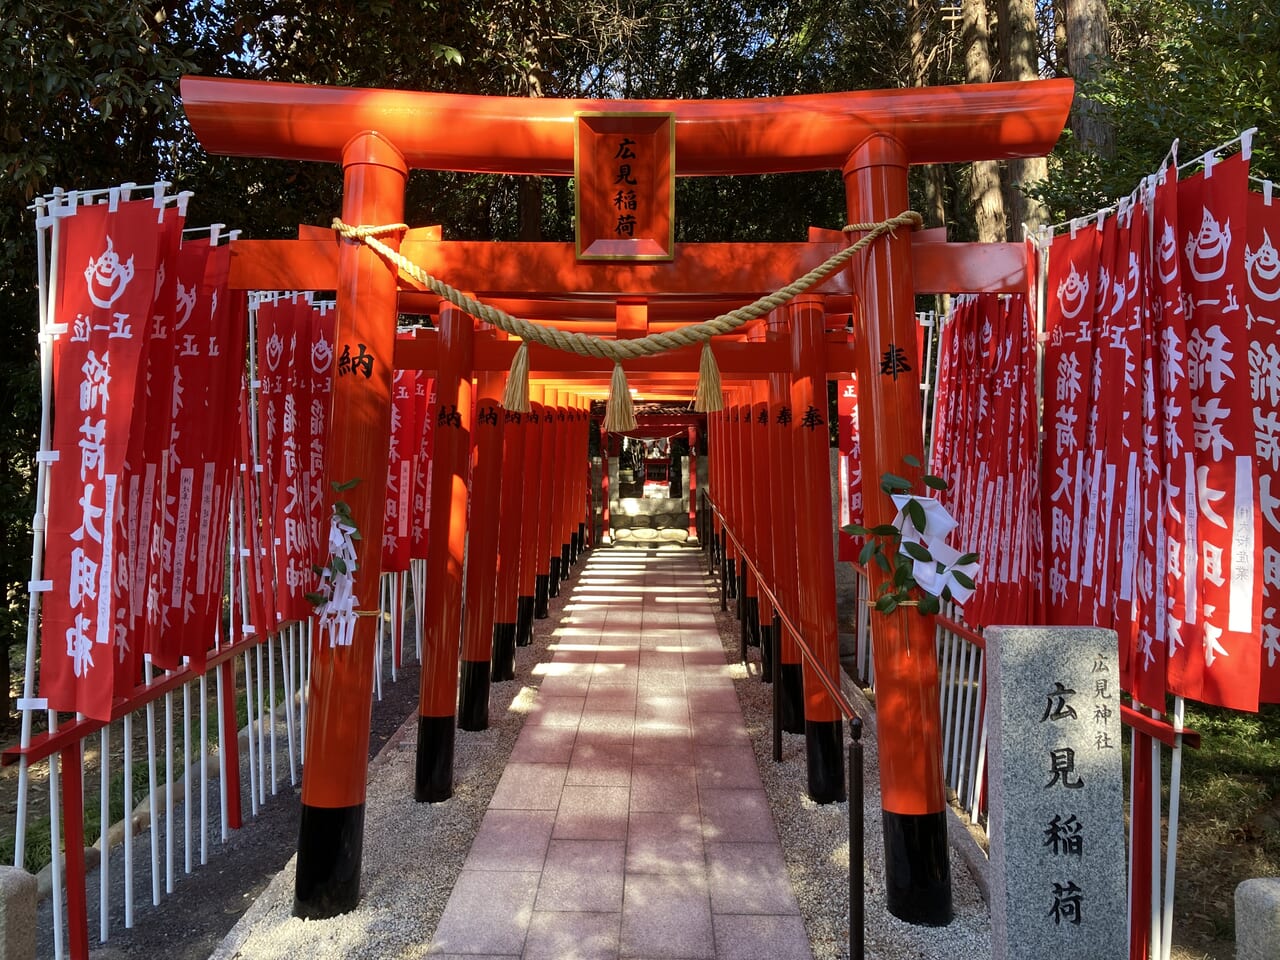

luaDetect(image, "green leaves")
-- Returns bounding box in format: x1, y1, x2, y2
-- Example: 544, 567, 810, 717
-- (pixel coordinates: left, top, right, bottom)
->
879, 472, 912, 494
904, 498, 927, 535
900, 540, 933, 562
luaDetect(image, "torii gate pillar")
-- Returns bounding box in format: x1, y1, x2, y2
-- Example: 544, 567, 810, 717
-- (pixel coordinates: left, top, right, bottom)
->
844, 134, 951, 925
294, 132, 406, 919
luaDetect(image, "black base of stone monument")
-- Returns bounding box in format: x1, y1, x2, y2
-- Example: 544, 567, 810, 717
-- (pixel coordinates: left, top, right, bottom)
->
759, 624, 773, 682
805, 718, 846, 803
534, 574, 550, 618
516, 596, 535, 646
491, 623, 517, 681
414, 715, 455, 803
578, 523, 587, 557
293, 802, 365, 919
745, 596, 760, 647
725, 559, 737, 599
457, 660, 490, 731
883, 809, 953, 926
779, 662, 805, 733
548, 558, 561, 598
561, 544, 571, 577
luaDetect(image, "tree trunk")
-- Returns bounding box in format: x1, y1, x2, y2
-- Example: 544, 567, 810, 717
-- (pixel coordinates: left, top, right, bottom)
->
1000, 0, 1049, 231
518, 176, 542, 241
909, 0, 947, 229
962, 0, 1006, 242
1065, 0, 1113, 156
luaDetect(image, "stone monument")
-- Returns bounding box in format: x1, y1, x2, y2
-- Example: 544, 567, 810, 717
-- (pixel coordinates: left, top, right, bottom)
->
986, 626, 1127, 960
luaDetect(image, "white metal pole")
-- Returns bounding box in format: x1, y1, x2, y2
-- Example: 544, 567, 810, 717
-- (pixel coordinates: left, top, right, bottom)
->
1160, 697, 1186, 960
143, 659, 161, 905
99, 725, 110, 942
182, 674, 192, 874
123, 712, 134, 927
199, 670, 208, 865
48, 713, 64, 960
164, 686, 175, 893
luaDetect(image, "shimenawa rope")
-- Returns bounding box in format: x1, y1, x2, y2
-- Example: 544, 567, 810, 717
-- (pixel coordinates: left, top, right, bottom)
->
331, 211, 921, 431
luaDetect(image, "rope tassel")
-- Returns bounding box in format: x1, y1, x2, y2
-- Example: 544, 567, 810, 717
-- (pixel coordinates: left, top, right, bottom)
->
602, 362, 637, 433
502, 341, 531, 412
693, 342, 724, 412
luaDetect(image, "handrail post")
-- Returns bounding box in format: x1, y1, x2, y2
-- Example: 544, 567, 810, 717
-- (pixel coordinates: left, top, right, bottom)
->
849, 721, 865, 960
719, 526, 728, 612
772, 624, 783, 763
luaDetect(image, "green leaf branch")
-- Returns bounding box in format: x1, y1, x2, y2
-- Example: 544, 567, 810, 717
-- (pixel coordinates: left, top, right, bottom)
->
842, 455, 977, 616
306, 477, 363, 609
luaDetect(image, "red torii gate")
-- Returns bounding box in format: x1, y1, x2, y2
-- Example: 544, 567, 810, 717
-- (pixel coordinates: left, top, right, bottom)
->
182, 74, 1071, 926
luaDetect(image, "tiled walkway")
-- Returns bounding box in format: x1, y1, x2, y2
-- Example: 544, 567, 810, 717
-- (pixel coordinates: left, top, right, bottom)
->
427, 547, 813, 960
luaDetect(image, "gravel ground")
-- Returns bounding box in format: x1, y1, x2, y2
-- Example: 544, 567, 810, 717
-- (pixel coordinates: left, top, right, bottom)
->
204, 545, 992, 960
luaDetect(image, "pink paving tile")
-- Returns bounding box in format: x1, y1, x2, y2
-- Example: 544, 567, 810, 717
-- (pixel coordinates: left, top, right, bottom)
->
589, 663, 639, 685
625, 811, 705, 875
429, 870, 540, 955
463, 809, 555, 871
699, 788, 778, 843
585, 684, 639, 711
682, 649, 728, 666
712, 915, 813, 960
686, 689, 741, 716
629, 764, 699, 813
694, 744, 764, 791
636, 668, 687, 690
567, 741, 634, 786
630, 730, 694, 766
535, 673, 591, 698
620, 874, 714, 959
552, 647, 600, 664
522, 911, 621, 960
534, 840, 626, 912
490, 762, 568, 810
690, 711, 749, 746
553, 785, 631, 840
508, 727, 577, 764
526, 695, 586, 727
635, 693, 689, 720
578, 710, 636, 743
705, 842, 802, 916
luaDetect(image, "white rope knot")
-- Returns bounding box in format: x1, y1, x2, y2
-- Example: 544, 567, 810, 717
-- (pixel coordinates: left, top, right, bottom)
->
331, 209, 922, 426
331, 219, 408, 241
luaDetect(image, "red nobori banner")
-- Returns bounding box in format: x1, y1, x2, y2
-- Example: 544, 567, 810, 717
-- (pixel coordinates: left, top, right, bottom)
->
410, 376, 438, 561
1246, 187, 1280, 701
930, 293, 1040, 627
41, 198, 172, 720
1166, 151, 1262, 711
1042, 222, 1102, 627
305, 302, 336, 570
836, 377, 862, 563
383, 368, 417, 572
155, 239, 244, 669
257, 294, 317, 626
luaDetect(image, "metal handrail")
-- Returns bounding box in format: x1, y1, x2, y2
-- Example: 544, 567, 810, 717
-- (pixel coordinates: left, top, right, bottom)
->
700, 489, 865, 960
704, 494, 861, 728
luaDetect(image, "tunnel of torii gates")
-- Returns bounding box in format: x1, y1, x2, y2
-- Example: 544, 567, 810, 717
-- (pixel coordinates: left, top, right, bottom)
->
181, 74, 1072, 926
